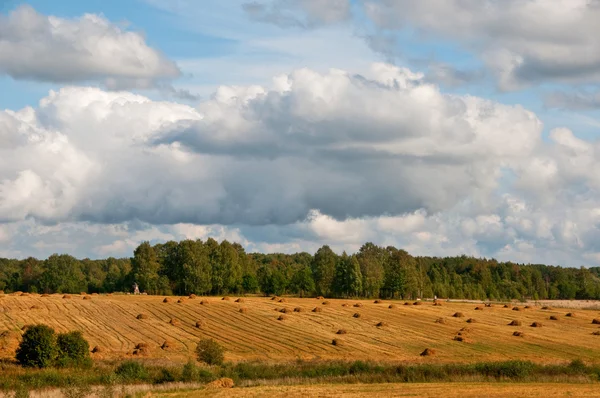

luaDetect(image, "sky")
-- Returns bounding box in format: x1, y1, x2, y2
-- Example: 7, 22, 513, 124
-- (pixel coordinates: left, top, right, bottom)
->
2, 0, 600, 266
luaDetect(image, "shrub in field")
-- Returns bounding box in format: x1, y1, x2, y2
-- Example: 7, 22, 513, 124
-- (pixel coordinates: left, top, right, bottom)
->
115, 361, 149, 382
16, 325, 58, 368
56, 331, 91, 368
196, 339, 225, 366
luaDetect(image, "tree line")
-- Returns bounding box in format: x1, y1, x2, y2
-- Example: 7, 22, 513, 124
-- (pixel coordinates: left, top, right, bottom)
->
2, 239, 600, 300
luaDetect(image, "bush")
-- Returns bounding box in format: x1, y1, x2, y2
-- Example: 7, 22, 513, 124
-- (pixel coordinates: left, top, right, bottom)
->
16, 325, 58, 368
154, 368, 177, 384
56, 331, 91, 368
196, 339, 225, 366
182, 360, 200, 382
114, 361, 149, 382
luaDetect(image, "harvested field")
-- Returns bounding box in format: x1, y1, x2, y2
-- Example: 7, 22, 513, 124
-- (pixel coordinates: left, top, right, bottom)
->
161, 383, 600, 398
2, 295, 600, 364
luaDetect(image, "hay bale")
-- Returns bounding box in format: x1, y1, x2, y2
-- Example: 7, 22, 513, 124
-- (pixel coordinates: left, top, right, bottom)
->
91, 346, 102, 353
353, 313, 361, 318
474, 306, 483, 311
353, 303, 363, 308
389, 304, 397, 309
466, 318, 476, 323
420, 348, 436, 356
433, 302, 442, 306
512, 307, 522, 311
513, 331, 524, 337
80, 292, 86, 296
312, 307, 322, 313
374, 300, 382, 304
83, 296, 92, 300
503, 304, 510, 308
169, 318, 180, 326
29, 305, 40, 310
593, 331, 600, 336
41, 294, 50, 297
279, 308, 291, 314
200, 300, 210, 305
239, 307, 248, 314
404, 302, 411, 305
91, 293, 99, 296
271, 296, 279, 301
453, 336, 465, 342
136, 314, 148, 320
453, 312, 464, 318
508, 320, 522, 326
331, 338, 343, 346
435, 318, 446, 324
293, 307, 304, 312
317, 296, 324, 300
592, 319, 600, 325
195, 320, 205, 328
549, 315, 558, 321
485, 303, 493, 307
524, 305, 531, 309
376, 321, 388, 327
413, 301, 423, 306
161, 340, 172, 350
278, 298, 288, 303
176, 298, 185, 303
235, 298, 245, 303
162, 297, 171, 303
189, 294, 197, 299
133, 348, 148, 356
135, 343, 149, 350
566, 313, 576, 317
322, 301, 330, 305
541, 306, 552, 310
336, 329, 347, 335
530, 322, 543, 328
223, 296, 231, 301
277, 315, 286, 321
341, 303, 349, 307
62, 295, 71, 299
20, 293, 30, 297
206, 378, 234, 389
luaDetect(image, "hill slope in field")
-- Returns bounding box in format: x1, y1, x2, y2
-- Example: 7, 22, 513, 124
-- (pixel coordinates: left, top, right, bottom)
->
2, 294, 600, 364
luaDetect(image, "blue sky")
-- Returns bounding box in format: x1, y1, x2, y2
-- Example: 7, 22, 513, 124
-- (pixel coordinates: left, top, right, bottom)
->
2, 1, 600, 266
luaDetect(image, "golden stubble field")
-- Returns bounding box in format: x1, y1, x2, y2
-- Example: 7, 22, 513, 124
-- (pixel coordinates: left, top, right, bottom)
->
2, 294, 600, 364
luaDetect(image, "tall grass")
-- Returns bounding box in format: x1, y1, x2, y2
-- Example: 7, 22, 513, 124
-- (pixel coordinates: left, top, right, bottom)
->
0, 359, 599, 393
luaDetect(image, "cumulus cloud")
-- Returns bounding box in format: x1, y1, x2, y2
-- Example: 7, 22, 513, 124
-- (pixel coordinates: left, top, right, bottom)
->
3, 63, 600, 265
247, 1, 600, 90
243, 0, 350, 28
0, 64, 542, 227
0, 5, 180, 88
362, 0, 600, 90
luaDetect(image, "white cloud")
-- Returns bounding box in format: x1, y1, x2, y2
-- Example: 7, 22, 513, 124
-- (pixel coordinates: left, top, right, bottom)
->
2, 63, 600, 266
0, 5, 180, 88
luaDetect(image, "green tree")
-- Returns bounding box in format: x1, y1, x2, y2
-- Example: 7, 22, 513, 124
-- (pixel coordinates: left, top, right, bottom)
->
40, 255, 86, 294
16, 325, 58, 368
56, 331, 91, 368
357, 243, 385, 297
311, 245, 337, 297
290, 266, 315, 297
196, 339, 225, 365
131, 242, 161, 294
332, 253, 363, 297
